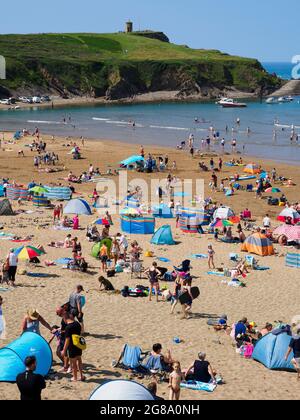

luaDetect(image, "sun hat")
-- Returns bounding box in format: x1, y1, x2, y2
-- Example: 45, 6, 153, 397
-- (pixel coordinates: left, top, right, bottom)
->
27, 309, 40, 320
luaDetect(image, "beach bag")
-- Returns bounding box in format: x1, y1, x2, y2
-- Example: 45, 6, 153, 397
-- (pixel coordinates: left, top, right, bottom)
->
145, 250, 154, 258
122, 286, 130, 297
72, 334, 87, 351
107, 269, 116, 278
115, 264, 123, 273
164, 272, 174, 282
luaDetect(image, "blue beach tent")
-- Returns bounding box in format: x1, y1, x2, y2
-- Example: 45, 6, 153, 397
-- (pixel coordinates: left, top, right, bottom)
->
63, 198, 92, 215
0, 332, 53, 382
151, 225, 175, 245
120, 156, 145, 167
252, 331, 295, 371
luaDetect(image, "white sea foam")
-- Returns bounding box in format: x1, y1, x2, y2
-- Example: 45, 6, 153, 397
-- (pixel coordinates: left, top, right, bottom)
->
27, 120, 62, 125
150, 125, 189, 131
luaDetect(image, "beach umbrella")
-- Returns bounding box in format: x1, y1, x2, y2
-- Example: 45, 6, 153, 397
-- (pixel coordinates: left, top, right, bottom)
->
212, 219, 234, 228
13, 245, 45, 260
265, 188, 281, 193
93, 218, 110, 226
229, 216, 241, 224
120, 207, 141, 216
273, 225, 300, 242
29, 186, 49, 195
244, 163, 261, 175
277, 208, 300, 225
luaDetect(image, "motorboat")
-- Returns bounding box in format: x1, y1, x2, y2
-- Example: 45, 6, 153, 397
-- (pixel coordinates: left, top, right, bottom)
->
266, 97, 278, 104
218, 98, 247, 108
278, 96, 294, 103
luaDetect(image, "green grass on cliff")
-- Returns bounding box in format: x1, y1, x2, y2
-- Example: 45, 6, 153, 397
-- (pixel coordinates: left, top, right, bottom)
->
0, 32, 256, 63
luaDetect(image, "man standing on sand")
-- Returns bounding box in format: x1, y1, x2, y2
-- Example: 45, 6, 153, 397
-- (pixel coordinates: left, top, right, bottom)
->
285, 330, 300, 380
7, 249, 18, 287
16, 356, 46, 400
69, 285, 85, 334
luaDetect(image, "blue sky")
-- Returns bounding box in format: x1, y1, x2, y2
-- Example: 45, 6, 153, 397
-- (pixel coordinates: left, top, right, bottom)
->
0, 0, 298, 61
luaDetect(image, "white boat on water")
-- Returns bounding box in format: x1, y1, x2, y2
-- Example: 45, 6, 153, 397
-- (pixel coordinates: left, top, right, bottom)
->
278, 96, 294, 103
216, 98, 247, 108
266, 97, 278, 104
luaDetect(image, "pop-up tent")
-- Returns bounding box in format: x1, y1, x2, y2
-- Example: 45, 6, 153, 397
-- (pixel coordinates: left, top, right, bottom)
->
277, 208, 300, 225
64, 199, 92, 215
151, 225, 175, 245
244, 163, 261, 175
252, 331, 295, 371
91, 239, 113, 258
120, 156, 145, 167
241, 232, 274, 256
89, 380, 154, 401
213, 206, 235, 220
0, 332, 53, 382
121, 216, 155, 234
0, 199, 14, 216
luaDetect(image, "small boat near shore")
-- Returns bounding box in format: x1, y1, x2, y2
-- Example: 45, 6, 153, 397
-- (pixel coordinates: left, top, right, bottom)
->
216, 98, 247, 108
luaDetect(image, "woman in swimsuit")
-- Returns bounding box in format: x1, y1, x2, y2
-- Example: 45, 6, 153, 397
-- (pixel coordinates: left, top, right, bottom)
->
145, 262, 162, 302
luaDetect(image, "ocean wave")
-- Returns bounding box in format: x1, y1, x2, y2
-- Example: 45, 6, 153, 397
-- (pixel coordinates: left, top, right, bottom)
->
27, 120, 62, 125
150, 125, 189, 131
92, 117, 111, 121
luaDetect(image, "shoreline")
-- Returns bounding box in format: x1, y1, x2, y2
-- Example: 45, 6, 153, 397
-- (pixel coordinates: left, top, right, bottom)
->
0, 89, 260, 111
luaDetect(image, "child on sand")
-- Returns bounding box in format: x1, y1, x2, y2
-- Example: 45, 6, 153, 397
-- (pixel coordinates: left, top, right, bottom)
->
168, 361, 183, 400
208, 245, 215, 269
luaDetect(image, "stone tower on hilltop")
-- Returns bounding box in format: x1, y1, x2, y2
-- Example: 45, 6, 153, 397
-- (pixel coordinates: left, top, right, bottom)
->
125, 21, 133, 33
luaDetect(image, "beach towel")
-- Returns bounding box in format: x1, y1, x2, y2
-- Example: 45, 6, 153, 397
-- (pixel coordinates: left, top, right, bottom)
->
156, 257, 171, 263
254, 267, 270, 271
121, 345, 143, 369
26, 273, 54, 278
180, 381, 217, 392
207, 271, 225, 277
55, 258, 73, 265
190, 254, 208, 259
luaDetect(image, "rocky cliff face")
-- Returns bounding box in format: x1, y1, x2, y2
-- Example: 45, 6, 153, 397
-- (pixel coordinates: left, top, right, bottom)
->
133, 31, 170, 43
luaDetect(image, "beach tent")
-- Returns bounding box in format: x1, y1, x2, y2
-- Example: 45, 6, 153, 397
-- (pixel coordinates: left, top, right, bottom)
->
241, 232, 274, 256
277, 208, 300, 225
151, 225, 175, 245
213, 206, 235, 221
0, 332, 52, 382
44, 186, 72, 201
6, 185, 28, 201
0, 199, 14, 216
120, 156, 145, 167
252, 331, 295, 371
273, 225, 300, 242
244, 163, 261, 175
91, 239, 112, 258
121, 215, 155, 235
152, 204, 173, 219
63, 199, 92, 215
89, 380, 154, 401
286, 253, 300, 268
179, 207, 210, 233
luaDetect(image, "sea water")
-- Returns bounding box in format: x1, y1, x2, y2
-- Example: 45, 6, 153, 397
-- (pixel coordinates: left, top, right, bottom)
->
1, 98, 300, 164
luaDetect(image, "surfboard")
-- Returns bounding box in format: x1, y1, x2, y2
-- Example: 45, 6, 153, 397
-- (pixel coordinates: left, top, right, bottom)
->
179, 287, 200, 304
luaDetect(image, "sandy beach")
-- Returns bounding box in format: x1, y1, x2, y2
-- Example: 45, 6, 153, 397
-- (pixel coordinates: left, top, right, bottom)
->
0, 131, 299, 400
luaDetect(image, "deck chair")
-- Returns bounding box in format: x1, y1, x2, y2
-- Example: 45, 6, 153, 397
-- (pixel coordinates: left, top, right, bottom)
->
245, 255, 258, 269
131, 261, 144, 279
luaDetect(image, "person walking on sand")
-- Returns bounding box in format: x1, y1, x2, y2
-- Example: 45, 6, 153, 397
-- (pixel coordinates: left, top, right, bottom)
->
16, 356, 46, 400
208, 245, 215, 270
285, 329, 300, 381
168, 361, 183, 400
61, 312, 86, 383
